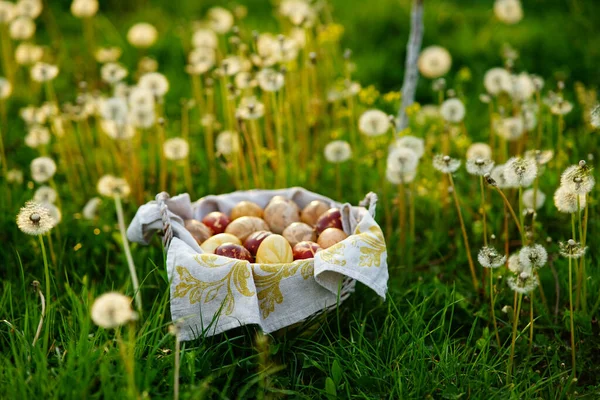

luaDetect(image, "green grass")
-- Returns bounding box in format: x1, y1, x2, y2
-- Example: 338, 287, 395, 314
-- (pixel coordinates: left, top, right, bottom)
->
2, 0, 600, 398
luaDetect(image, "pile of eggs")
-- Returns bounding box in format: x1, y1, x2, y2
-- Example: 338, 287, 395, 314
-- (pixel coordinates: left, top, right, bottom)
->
184, 196, 348, 264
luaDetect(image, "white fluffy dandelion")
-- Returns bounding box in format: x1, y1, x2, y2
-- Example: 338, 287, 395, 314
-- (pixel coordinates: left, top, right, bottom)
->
358, 109, 390, 137
91, 292, 138, 329
97, 175, 131, 198
560, 162, 595, 195
16, 201, 54, 236
519, 244, 548, 269
34, 186, 58, 204
494, 0, 523, 25
466, 158, 495, 176
83, 197, 102, 220
504, 157, 537, 187
559, 239, 587, 259
215, 131, 240, 156
418, 46, 452, 79
324, 140, 352, 163
477, 246, 506, 268
127, 22, 158, 48
393, 136, 425, 159
433, 154, 461, 174
484, 67, 512, 95
440, 98, 465, 123
553, 186, 586, 213
522, 188, 545, 210
163, 138, 190, 161
466, 143, 492, 161
31, 157, 57, 183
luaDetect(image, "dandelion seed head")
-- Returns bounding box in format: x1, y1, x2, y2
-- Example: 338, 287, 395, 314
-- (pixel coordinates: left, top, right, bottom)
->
478, 246, 506, 268
100, 96, 128, 124
34, 185, 57, 204
560, 163, 595, 195
504, 157, 537, 187
280, 0, 316, 27
553, 185, 586, 214
97, 175, 131, 198
386, 166, 416, 185
30, 156, 57, 183
24, 125, 50, 148
91, 292, 137, 329
418, 46, 452, 79
507, 273, 538, 294
220, 55, 243, 76
358, 109, 390, 137
187, 47, 216, 75
215, 130, 240, 156
387, 147, 419, 174
257, 68, 284, 92
71, 0, 98, 18
82, 197, 102, 220
95, 47, 122, 63
559, 240, 587, 259
525, 149, 553, 165
466, 143, 492, 161
393, 136, 425, 159
466, 158, 494, 176
100, 62, 128, 85
101, 120, 135, 140
236, 96, 265, 120
484, 67, 512, 95
440, 98, 465, 123
15, 42, 43, 65
519, 244, 548, 269
494, 0, 523, 25
510, 73, 535, 102
163, 138, 189, 161
139, 72, 169, 97
591, 104, 600, 129
30, 62, 59, 82
128, 107, 155, 129
433, 154, 461, 174
9, 16, 35, 40
16, 201, 54, 235
207, 6, 234, 33
127, 22, 158, 48
522, 188, 545, 210
192, 28, 218, 49
7, 168, 24, 184
0, 1, 16, 24
0, 76, 12, 99
496, 116, 524, 141
324, 140, 352, 163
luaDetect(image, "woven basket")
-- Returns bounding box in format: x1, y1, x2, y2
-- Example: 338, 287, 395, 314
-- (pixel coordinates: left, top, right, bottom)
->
128, 188, 388, 341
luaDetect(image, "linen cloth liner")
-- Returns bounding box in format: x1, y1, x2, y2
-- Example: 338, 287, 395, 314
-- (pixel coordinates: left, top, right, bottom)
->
127, 187, 388, 341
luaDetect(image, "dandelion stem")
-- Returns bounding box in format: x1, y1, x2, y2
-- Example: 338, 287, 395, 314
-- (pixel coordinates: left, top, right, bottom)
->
114, 196, 142, 312
507, 292, 523, 386
398, 182, 406, 250
448, 173, 478, 290
479, 176, 488, 247
32, 281, 46, 348
528, 292, 534, 354
492, 187, 524, 241
39, 234, 51, 353
568, 256, 577, 379
489, 271, 501, 347
117, 324, 139, 400
174, 332, 181, 400
580, 195, 589, 312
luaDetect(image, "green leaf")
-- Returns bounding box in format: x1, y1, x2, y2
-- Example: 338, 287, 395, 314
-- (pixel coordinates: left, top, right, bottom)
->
325, 377, 337, 399
332, 359, 343, 385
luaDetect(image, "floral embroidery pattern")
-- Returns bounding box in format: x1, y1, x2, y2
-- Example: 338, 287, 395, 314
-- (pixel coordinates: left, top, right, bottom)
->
254, 260, 313, 319
173, 254, 254, 315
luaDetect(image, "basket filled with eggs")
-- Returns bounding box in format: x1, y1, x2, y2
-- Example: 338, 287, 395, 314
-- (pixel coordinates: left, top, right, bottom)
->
127, 187, 388, 340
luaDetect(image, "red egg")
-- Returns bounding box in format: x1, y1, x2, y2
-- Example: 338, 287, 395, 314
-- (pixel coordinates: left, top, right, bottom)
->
202, 211, 230, 234
244, 230, 272, 256
215, 243, 253, 261
293, 241, 322, 260
315, 208, 342, 235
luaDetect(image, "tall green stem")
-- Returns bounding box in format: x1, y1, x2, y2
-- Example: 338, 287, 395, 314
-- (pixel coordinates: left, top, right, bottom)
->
507, 293, 523, 385
115, 196, 142, 312
489, 271, 501, 347
568, 256, 577, 379
39, 235, 51, 353
448, 174, 478, 290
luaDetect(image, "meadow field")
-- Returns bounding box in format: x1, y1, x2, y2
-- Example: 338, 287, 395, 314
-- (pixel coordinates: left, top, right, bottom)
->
1, 0, 599, 398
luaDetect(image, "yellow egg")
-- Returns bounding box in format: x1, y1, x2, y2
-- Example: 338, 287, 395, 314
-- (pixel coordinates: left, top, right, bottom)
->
200, 233, 241, 254
255, 234, 293, 264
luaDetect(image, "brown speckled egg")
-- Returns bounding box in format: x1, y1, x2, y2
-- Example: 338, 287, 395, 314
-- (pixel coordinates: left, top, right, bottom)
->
256, 234, 294, 264
202, 211, 230, 234
215, 243, 253, 261
293, 241, 321, 260
282, 222, 316, 247
200, 233, 241, 254
225, 216, 270, 242
301, 200, 330, 227
315, 208, 342, 235
317, 228, 348, 249
263, 199, 300, 234
184, 219, 213, 245
244, 230, 272, 256
230, 201, 263, 220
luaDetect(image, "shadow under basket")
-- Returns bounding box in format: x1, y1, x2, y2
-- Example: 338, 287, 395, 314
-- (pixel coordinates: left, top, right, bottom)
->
127, 187, 389, 341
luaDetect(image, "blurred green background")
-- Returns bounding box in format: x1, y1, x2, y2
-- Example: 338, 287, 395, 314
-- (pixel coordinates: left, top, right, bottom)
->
41, 0, 599, 94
